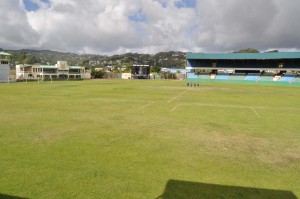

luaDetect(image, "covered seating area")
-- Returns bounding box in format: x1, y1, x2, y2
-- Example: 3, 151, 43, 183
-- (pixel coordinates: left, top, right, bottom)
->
186, 52, 300, 85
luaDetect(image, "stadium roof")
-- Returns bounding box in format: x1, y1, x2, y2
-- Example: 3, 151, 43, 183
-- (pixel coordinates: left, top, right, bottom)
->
186, 52, 300, 60
185, 67, 300, 71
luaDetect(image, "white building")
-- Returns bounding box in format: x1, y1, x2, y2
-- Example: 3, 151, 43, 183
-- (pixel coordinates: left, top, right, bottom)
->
121, 73, 132, 79
0, 51, 11, 82
16, 61, 91, 80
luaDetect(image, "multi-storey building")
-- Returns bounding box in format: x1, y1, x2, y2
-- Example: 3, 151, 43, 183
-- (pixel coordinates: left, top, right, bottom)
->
16, 61, 90, 80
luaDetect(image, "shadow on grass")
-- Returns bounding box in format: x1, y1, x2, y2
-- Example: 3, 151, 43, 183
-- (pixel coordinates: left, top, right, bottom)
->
156, 180, 297, 199
0, 194, 28, 199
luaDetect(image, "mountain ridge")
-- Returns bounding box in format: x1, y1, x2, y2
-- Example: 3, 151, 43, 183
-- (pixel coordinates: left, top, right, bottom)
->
5, 49, 186, 68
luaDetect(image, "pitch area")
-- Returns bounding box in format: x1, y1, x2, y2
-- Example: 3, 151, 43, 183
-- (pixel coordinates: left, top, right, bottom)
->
0, 80, 299, 198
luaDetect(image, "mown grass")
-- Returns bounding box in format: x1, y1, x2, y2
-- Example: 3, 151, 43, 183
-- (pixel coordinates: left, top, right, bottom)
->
0, 80, 299, 199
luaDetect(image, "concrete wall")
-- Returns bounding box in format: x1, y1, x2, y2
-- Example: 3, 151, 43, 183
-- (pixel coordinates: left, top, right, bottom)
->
0, 64, 9, 82
122, 73, 132, 79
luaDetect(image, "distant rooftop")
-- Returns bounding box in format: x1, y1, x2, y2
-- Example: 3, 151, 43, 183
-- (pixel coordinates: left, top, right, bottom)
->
69, 66, 82, 69
0, 51, 11, 56
40, 65, 57, 69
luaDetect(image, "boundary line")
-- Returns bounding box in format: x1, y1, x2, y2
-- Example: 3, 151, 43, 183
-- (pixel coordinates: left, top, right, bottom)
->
182, 103, 251, 109
138, 102, 153, 110
178, 103, 262, 118
168, 89, 189, 103
251, 107, 261, 118
171, 104, 181, 112
181, 103, 300, 112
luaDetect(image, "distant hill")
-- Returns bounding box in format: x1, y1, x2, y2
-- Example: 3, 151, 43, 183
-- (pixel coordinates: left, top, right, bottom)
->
7, 49, 106, 66
6, 49, 186, 69
233, 48, 259, 53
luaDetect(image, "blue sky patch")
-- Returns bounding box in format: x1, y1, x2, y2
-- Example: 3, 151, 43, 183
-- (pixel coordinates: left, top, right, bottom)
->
175, 0, 196, 9
186, 24, 199, 38
159, 0, 168, 8
128, 10, 147, 23
161, 2, 168, 8
23, 0, 50, 11
23, 0, 39, 11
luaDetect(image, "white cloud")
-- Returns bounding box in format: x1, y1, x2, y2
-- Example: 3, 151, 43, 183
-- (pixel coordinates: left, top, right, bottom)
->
0, 0, 40, 49
193, 0, 300, 52
0, 0, 299, 54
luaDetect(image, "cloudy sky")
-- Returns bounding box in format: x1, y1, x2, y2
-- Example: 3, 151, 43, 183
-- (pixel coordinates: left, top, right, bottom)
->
0, 0, 300, 55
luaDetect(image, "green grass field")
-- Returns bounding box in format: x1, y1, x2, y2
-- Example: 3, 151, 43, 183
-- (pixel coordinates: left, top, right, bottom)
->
1, 80, 299, 199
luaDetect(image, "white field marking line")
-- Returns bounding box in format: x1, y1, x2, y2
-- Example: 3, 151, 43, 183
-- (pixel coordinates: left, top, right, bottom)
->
181, 103, 261, 118
171, 104, 181, 112
255, 107, 300, 112
168, 89, 189, 103
138, 102, 153, 110
182, 103, 300, 112
182, 103, 253, 109
251, 107, 260, 118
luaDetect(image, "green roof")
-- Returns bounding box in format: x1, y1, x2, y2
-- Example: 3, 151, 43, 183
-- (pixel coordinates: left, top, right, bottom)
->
0, 51, 11, 56
186, 52, 300, 60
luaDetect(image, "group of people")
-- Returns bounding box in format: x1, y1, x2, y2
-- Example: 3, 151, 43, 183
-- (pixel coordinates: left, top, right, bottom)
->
186, 82, 200, 87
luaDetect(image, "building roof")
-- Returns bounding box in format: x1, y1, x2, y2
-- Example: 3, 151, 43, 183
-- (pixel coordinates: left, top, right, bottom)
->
69, 66, 83, 69
186, 52, 300, 60
40, 65, 57, 69
0, 51, 11, 56
186, 66, 300, 71
20, 64, 32, 68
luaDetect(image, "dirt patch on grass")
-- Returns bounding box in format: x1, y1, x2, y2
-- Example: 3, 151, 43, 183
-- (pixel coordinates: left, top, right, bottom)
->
197, 131, 300, 166
25, 128, 77, 144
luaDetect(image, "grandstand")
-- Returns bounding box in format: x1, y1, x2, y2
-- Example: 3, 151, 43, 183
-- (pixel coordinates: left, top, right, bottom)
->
279, 74, 296, 82
228, 73, 246, 80
258, 74, 274, 81
293, 75, 300, 82
244, 73, 260, 81
186, 52, 300, 85
215, 73, 229, 80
